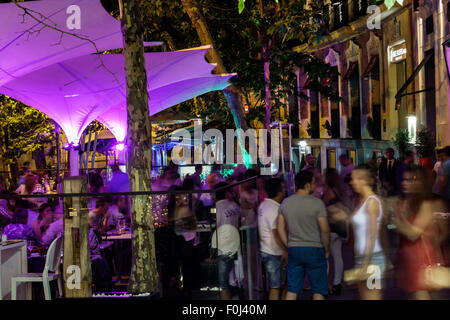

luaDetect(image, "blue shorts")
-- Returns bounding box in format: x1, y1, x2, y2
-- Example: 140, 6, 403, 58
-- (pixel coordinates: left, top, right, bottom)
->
260, 252, 285, 289
287, 247, 328, 295
217, 253, 237, 289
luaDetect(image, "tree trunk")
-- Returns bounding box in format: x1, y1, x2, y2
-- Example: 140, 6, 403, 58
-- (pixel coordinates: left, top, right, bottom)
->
181, 0, 253, 165
120, 0, 158, 294
263, 49, 271, 130
62, 176, 92, 298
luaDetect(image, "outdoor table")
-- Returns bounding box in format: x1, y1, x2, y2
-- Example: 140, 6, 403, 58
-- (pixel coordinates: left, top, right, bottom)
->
0, 240, 31, 300
102, 231, 132, 241
102, 230, 132, 283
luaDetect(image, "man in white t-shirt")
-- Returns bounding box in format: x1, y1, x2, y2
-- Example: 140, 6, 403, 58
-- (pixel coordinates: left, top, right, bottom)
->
214, 182, 241, 300
257, 178, 287, 300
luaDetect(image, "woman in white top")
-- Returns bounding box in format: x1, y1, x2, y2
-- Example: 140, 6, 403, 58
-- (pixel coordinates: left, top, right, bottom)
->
350, 163, 385, 300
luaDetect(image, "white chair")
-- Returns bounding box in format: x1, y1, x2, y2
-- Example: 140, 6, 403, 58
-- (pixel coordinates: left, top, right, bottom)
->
11, 236, 63, 300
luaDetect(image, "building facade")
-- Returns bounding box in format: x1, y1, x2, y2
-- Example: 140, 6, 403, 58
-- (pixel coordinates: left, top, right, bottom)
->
411, 0, 450, 147
290, 0, 449, 173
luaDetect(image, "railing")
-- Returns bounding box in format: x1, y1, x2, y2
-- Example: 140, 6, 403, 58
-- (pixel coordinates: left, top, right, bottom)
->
0, 175, 265, 300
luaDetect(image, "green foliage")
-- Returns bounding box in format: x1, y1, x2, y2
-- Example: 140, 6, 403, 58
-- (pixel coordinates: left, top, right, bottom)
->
0, 96, 55, 166
392, 129, 412, 158
238, 0, 245, 14
122, 0, 342, 129
415, 128, 435, 158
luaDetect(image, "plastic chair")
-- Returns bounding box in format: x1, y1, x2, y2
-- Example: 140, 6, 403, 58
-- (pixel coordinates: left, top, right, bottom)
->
11, 236, 63, 300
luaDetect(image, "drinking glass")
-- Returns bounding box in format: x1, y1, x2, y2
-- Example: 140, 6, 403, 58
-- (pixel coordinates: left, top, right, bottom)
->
117, 218, 125, 235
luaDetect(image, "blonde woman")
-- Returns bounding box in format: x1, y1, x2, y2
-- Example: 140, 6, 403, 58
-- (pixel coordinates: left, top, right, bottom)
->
350, 164, 385, 300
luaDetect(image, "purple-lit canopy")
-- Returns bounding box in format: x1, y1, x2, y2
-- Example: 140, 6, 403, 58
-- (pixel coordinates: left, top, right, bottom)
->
0, 47, 233, 143
97, 74, 233, 142
0, 0, 160, 86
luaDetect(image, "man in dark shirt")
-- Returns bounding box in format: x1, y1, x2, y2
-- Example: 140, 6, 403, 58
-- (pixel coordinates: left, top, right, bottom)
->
379, 148, 401, 196
191, 164, 203, 190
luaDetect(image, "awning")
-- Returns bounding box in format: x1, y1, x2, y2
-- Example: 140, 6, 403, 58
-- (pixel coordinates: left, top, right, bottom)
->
342, 61, 358, 82
362, 55, 379, 78
395, 50, 434, 110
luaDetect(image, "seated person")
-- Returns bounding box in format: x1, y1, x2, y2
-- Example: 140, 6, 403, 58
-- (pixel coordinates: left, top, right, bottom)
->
89, 227, 113, 291
33, 203, 56, 243
88, 197, 111, 235
40, 216, 63, 246
3, 208, 36, 241
13, 199, 39, 229
105, 196, 128, 230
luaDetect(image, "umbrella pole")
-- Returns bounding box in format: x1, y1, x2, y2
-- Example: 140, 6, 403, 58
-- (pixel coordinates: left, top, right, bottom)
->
91, 131, 98, 170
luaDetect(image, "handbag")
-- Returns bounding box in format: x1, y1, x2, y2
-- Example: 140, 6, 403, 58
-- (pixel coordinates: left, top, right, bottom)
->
344, 264, 378, 284
421, 236, 450, 290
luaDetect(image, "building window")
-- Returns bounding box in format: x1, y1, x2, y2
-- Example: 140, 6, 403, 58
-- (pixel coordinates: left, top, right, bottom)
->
312, 146, 322, 171
353, 0, 368, 20
332, 0, 349, 30
425, 15, 434, 34
448, 2, 450, 22
330, 67, 341, 139
309, 89, 321, 139
327, 148, 337, 169
345, 149, 357, 165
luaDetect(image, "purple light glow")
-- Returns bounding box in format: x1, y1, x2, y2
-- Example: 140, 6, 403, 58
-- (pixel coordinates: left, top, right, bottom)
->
0, 47, 233, 143
0, 0, 124, 86
115, 143, 125, 151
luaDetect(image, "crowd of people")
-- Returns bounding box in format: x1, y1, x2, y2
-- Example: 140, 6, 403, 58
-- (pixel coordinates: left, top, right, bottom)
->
0, 145, 449, 300
0, 164, 132, 292
148, 146, 449, 300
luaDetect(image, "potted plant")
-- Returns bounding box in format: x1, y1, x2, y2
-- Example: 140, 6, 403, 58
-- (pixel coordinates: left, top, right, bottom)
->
415, 128, 435, 177
392, 129, 412, 159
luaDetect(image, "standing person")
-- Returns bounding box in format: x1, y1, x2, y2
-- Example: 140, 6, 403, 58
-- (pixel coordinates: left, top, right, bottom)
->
87, 171, 106, 213
239, 169, 263, 299
17, 163, 32, 186
302, 154, 316, 171
379, 148, 401, 196
214, 182, 241, 300
439, 146, 450, 207
277, 171, 330, 300
339, 154, 355, 186
322, 168, 352, 296
432, 147, 449, 197
350, 164, 385, 300
240, 169, 259, 227
396, 151, 415, 196
309, 169, 327, 200
168, 186, 199, 299
393, 166, 448, 300
191, 164, 203, 190
257, 178, 287, 300
107, 165, 130, 193
152, 167, 180, 226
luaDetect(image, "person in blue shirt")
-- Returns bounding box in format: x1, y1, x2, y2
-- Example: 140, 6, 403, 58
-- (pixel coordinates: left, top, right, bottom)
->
3, 208, 36, 242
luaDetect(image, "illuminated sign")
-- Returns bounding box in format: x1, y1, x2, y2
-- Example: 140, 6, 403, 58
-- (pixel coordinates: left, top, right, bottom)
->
390, 42, 407, 63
